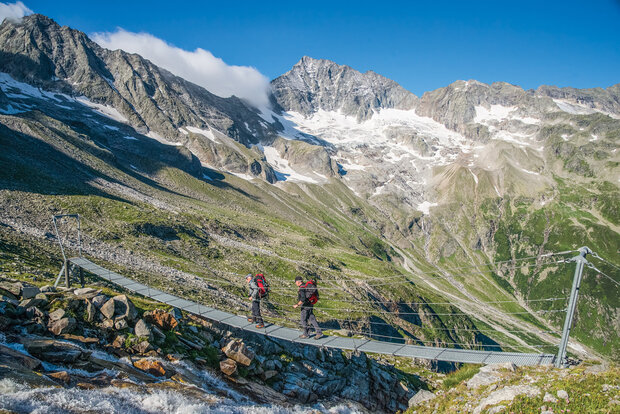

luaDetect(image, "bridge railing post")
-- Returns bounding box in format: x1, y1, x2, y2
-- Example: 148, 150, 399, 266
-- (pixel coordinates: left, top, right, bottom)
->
555, 246, 590, 368
64, 260, 70, 288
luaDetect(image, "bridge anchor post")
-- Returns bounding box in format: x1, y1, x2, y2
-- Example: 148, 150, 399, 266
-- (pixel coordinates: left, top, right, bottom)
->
555, 246, 590, 368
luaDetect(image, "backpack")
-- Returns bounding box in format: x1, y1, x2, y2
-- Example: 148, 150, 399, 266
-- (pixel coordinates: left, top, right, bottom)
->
254, 274, 269, 298
303, 280, 319, 304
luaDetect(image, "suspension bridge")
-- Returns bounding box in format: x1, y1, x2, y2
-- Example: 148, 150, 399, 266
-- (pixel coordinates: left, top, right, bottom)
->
52, 215, 620, 368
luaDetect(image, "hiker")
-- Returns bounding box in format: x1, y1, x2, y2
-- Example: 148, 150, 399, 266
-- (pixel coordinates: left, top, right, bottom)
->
293, 276, 323, 339
246, 273, 267, 328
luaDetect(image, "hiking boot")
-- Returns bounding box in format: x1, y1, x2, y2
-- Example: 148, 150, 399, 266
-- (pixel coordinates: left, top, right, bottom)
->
255, 323, 264, 328
314, 333, 324, 340
299, 334, 309, 339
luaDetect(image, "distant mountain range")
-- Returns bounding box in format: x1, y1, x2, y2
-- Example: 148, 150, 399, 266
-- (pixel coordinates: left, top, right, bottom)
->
1, 14, 618, 362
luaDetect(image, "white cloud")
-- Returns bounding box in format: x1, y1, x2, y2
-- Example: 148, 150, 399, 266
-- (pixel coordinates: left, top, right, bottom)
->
92, 28, 271, 110
0, 1, 32, 23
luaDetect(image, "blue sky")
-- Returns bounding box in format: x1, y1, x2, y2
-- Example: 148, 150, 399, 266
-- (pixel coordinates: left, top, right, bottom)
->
23, 0, 620, 96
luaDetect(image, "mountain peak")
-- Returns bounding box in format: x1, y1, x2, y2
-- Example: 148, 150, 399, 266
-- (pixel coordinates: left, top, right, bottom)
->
272, 56, 418, 121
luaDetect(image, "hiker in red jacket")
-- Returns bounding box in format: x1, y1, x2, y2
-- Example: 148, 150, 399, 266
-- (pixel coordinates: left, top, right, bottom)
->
246, 273, 266, 328
294, 276, 323, 339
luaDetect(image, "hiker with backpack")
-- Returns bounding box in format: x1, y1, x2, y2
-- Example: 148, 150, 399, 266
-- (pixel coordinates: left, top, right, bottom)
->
293, 276, 323, 339
247, 273, 269, 328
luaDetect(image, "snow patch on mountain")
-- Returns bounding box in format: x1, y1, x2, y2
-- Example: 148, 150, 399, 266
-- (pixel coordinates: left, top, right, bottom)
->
262, 145, 320, 183
185, 126, 218, 143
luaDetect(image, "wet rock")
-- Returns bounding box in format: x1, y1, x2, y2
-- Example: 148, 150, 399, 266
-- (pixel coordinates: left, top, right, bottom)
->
134, 319, 153, 340
77, 382, 96, 390
49, 317, 77, 336
25, 338, 85, 363
220, 358, 238, 376
0, 315, 11, 330
144, 309, 178, 331
0, 344, 42, 370
59, 334, 99, 345
262, 370, 278, 380
49, 370, 71, 385
134, 358, 166, 377
409, 390, 436, 407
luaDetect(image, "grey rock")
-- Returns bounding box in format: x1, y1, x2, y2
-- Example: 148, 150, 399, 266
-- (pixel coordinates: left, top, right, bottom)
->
222, 339, 255, 366
134, 319, 152, 340
487, 406, 506, 414
114, 318, 129, 330
85, 300, 96, 322
408, 389, 436, 407
24, 339, 85, 363
473, 385, 540, 414
543, 392, 558, 403
100, 298, 117, 319
48, 308, 66, 322
49, 317, 76, 336
557, 389, 569, 400
21, 286, 40, 299
91, 295, 108, 309
168, 307, 183, 321
220, 358, 237, 376
467, 371, 502, 389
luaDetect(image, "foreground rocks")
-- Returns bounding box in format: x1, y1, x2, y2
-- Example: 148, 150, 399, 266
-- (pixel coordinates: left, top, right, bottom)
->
0, 275, 418, 412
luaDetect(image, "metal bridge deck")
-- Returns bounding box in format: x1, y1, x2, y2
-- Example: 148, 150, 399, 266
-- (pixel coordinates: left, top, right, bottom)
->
69, 257, 555, 366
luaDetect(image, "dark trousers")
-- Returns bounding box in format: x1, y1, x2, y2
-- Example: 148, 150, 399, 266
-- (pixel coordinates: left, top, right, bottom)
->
251, 300, 263, 324
301, 306, 321, 335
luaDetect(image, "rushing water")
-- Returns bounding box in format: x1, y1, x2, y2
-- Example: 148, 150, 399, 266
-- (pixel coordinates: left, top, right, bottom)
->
0, 333, 364, 414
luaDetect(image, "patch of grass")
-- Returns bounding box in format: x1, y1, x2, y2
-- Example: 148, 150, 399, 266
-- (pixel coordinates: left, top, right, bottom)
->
442, 364, 481, 389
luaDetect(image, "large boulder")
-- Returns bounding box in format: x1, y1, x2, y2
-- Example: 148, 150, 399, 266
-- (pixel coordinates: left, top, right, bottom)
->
408, 389, 436, 407
49, 317, 77, 336
473, 385, 540, 414
0, 344, 42, 370
48, 308, 66, 322
100, 295, 138, 321
134, 319, 153, 340
24, 339, 85, 363
144, 309, 178, 331
21, 286, 41, 299
133, 358, 166, 377
222, 340, 255, 366
220, 358, 237, 376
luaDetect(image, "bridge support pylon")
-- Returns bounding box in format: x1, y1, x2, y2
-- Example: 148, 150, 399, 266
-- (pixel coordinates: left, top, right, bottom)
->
555, 246, 590, 368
